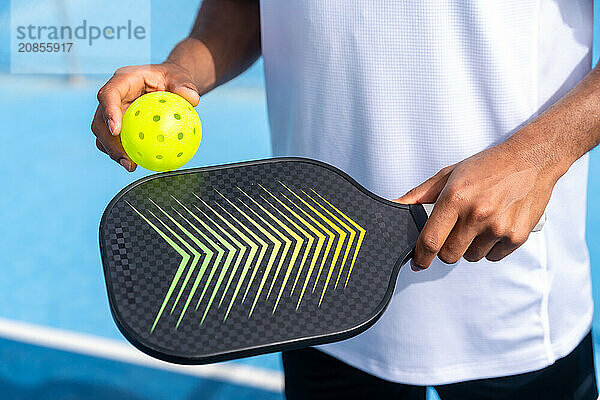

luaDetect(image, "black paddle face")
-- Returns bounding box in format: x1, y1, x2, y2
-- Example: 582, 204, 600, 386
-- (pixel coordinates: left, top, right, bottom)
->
100, 158, 425, 364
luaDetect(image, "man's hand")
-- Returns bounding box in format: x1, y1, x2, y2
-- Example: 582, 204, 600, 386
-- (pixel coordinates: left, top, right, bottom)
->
91, 63, 200, 171
91, 0, 260, 171
396, 63, 600, 271
396, 142, 557, 271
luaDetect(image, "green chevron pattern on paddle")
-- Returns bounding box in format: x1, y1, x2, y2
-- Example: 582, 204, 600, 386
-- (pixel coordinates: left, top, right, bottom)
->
126, 183, 367, 332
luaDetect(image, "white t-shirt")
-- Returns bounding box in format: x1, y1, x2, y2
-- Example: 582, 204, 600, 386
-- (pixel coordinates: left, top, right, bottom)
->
260, 0, 594, 385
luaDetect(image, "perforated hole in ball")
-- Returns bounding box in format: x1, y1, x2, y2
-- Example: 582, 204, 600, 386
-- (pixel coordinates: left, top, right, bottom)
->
157, 134, 164, 142
153, 115, 160, 122
177, 152, 183, 157
138, 132, 144, 139
177, 132, 183, 140
134, 110, 140, 116
156, 155, 163, 159
159, 99, 166, 103
174, 113, 181, 120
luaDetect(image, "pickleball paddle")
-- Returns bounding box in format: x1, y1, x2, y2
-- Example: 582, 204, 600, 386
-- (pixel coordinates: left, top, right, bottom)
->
99, 157, 544, 364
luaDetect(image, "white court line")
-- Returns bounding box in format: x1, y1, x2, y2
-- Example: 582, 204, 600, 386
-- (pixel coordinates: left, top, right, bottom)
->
0, 317, 284, 393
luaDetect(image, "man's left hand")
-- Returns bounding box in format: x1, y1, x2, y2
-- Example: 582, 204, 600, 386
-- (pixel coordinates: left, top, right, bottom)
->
396, 141, 557, 271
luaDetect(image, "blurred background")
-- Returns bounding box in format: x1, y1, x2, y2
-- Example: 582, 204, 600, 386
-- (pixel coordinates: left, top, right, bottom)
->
0, 1, 599, 399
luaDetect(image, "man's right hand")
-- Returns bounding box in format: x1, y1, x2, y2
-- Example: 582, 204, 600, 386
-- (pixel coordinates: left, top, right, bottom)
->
92, 0, 261, 171
91, 63, 200, 171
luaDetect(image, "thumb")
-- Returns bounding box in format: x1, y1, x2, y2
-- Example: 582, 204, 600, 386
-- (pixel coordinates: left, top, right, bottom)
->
168, 80, 200, 107
395, 168, 452, 204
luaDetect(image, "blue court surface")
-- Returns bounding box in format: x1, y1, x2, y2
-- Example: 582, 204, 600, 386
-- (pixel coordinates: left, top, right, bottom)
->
0, 1, 600, 399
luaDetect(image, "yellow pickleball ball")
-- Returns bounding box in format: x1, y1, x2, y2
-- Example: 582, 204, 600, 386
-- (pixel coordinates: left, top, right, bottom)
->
121, 91, 202, 172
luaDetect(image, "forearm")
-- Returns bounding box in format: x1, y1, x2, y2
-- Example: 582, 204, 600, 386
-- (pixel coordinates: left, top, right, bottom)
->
166, 0, 261, 95
504, 63, 600, 180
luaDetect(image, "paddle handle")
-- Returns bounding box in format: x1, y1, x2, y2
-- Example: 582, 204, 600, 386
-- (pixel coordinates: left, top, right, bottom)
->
420, 204, 546, 233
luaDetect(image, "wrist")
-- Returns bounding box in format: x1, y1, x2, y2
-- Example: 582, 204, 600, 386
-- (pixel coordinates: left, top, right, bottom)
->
164, 38, 217, 94
502, 126, 572, 183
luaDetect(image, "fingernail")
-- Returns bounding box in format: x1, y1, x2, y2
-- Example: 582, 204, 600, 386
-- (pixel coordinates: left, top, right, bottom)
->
410, 259, 423, 272
107, 119, 116, 135
397, 194, 411, 204
119, 158, 131, 171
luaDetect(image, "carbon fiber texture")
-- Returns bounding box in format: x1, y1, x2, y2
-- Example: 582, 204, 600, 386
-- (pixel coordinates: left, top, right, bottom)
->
100, 158, 420, 363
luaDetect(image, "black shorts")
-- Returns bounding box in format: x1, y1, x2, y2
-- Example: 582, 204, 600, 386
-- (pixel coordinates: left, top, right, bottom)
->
282, 331, 597, 400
